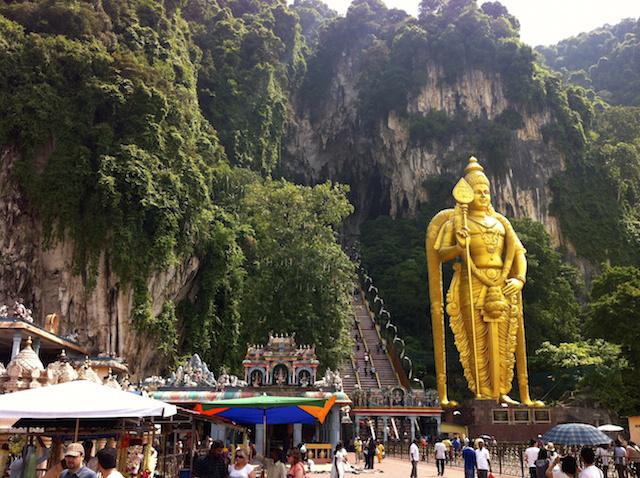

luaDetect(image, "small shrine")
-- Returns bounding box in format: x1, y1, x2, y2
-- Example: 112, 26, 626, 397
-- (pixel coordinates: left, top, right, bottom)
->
242, 333, 319, 387
0, 337, 49, 392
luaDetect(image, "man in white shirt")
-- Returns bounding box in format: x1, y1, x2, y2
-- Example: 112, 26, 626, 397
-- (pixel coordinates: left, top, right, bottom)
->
475, 440, 491, 478
580, 447, 604, 478
435, 439, 447, 476
525, 440, 540, 478
410, 439, 420, 478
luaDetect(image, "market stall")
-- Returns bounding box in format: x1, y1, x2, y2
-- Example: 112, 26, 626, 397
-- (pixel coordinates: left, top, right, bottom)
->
0, 380, 177, 478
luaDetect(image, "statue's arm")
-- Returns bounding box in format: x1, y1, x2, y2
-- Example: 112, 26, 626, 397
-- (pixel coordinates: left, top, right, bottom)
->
510, 249, 527, 283
504, 218, 527, 294
435, 220, 463, 262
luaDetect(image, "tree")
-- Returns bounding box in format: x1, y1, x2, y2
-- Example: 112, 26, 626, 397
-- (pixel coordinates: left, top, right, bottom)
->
237, 179, 355, 370
532, 340, 630, 412
511, 218, 582, 353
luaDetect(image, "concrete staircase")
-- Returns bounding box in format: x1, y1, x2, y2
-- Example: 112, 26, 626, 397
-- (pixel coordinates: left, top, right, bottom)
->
340, 290, 402, 395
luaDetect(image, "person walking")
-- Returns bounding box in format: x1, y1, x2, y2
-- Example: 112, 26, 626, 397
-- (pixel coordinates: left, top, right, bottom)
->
95, 448, 125, 478
367, 438, 377, 470
535, 449, 551, 478
614, 440, 628, 478
453, 437, 462, 460
354, 437, 363, 465
255, 448, 286, 478
475, 440, 491, 478
546, 444, 558, 463
580, 447, 605, 478
435, 438, 447, 476
410, 439, 420, 478
546, 456, 578, 478
626, 442, 640, 478
60, 443, 97, 478
596, 444, 610, 478
526, 440, 541, 478
462, 443, 476, 478
330, 442, 348, 478
376, 441, 384, 464
286, 449, 305, 478
229, 449, 255, 478
194, 440, 229, 478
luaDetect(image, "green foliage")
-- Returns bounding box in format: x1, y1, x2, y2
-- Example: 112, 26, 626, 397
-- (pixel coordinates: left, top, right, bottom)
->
536, 18, 640, 106
236, 179, 355, 370
582, 264, 640, 414
551, 106, 640, 265
0, 2, 223, 297
532, 340, 629, 411
511, 218, 581, 353
184, 0, 306, 173
408, 110, 512, 173
291, 0, 337, 50
588, 265, 640, 367
0, 0, 354, 374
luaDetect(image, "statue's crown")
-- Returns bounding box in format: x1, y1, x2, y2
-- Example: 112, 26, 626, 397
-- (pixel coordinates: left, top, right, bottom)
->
463, 156, 489, 187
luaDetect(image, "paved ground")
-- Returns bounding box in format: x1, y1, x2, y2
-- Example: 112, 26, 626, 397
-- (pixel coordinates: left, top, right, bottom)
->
308, 453, 499, 477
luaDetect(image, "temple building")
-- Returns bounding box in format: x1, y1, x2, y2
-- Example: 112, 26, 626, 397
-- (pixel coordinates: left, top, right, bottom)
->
242, 333, 319, 387
150, 334, 349, 458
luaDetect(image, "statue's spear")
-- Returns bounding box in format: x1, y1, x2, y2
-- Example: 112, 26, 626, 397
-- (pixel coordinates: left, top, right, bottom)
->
452, 178, 481, 399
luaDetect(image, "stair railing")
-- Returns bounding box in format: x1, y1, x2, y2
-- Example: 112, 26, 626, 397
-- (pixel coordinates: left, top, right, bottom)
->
353, 300, 382, 389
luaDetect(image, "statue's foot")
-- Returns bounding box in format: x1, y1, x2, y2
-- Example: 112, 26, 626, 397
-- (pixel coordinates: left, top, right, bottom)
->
521, 399, 545, 407
440, 399, 459, 408
500, 395, 520, 406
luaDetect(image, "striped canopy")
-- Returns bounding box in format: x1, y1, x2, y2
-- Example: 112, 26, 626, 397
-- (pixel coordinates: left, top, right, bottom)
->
541, 423, 612, 445
194, 395, 336, 425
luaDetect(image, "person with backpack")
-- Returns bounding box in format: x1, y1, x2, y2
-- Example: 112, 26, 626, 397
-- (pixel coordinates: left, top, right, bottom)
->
535, 448, 551, 478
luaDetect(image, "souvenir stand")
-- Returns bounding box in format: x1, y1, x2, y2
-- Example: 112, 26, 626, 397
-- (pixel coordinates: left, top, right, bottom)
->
0, 380, 177, 478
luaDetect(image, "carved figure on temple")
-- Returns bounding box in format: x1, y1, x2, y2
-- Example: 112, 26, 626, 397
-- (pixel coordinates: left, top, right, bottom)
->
314, 368, 342, 390
167, 354, 217, 388
250, 369, 263, 386
298, 369, 312, 387
274, 366, 287, 385
44, 313, 59, 334
426, 157, 543, 407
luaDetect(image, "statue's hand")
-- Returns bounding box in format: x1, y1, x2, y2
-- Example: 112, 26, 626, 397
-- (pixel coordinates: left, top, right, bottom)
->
503, 278, 524, 295
455, 225, 470, 249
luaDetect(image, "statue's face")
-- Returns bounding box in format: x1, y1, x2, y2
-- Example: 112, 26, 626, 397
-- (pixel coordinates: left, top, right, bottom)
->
470, 183, 491, 210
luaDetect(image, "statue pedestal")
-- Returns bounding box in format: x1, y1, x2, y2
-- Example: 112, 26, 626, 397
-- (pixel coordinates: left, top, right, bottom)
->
442, 399, 614, 441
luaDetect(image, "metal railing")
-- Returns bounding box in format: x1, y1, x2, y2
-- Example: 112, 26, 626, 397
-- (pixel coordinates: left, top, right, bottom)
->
384, 443, 623, 478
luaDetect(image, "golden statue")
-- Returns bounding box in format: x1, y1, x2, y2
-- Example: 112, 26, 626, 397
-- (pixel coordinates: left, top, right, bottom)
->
426, 157, 543, 407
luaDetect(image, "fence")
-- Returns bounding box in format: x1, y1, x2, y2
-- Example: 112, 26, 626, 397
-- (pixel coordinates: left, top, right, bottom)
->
385, 442, 526, 477
384, 443, 622, 478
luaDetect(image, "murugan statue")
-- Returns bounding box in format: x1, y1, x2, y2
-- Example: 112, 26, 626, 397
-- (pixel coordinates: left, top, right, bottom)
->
426, 157, 543, 407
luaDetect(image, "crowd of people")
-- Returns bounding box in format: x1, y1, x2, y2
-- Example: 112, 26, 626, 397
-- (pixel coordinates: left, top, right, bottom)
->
0, 439, 154, 478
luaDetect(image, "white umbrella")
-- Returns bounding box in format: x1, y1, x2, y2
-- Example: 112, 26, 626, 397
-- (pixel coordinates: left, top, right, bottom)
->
0, 380, 176, 419
598, 424, 624, 432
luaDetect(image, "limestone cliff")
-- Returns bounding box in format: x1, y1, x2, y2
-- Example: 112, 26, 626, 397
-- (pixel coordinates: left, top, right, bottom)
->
284, 59, 565, 245
0, 147, 198, 376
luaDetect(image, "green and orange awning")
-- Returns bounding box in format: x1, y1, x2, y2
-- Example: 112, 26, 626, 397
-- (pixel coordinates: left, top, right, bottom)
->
194, 395, 336, 425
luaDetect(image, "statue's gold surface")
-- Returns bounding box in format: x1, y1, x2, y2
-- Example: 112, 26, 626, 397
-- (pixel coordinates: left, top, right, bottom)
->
426, 157, 543, 406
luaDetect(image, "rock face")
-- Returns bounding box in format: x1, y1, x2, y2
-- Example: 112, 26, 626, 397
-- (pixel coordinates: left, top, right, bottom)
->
0, 146, 199, 377
284, 59, 565, 245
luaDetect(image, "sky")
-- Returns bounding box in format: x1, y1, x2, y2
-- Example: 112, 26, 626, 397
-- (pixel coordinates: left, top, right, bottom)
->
317, 0, 640, 46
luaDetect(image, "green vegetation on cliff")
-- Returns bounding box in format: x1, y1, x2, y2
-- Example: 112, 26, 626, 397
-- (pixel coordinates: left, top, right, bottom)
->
0, 0, 354, 371
537, 18, 640, 106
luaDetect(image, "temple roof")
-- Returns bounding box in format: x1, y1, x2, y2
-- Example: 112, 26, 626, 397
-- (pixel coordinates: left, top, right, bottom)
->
7, 337, 44, 372
244, 333, 318, 363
